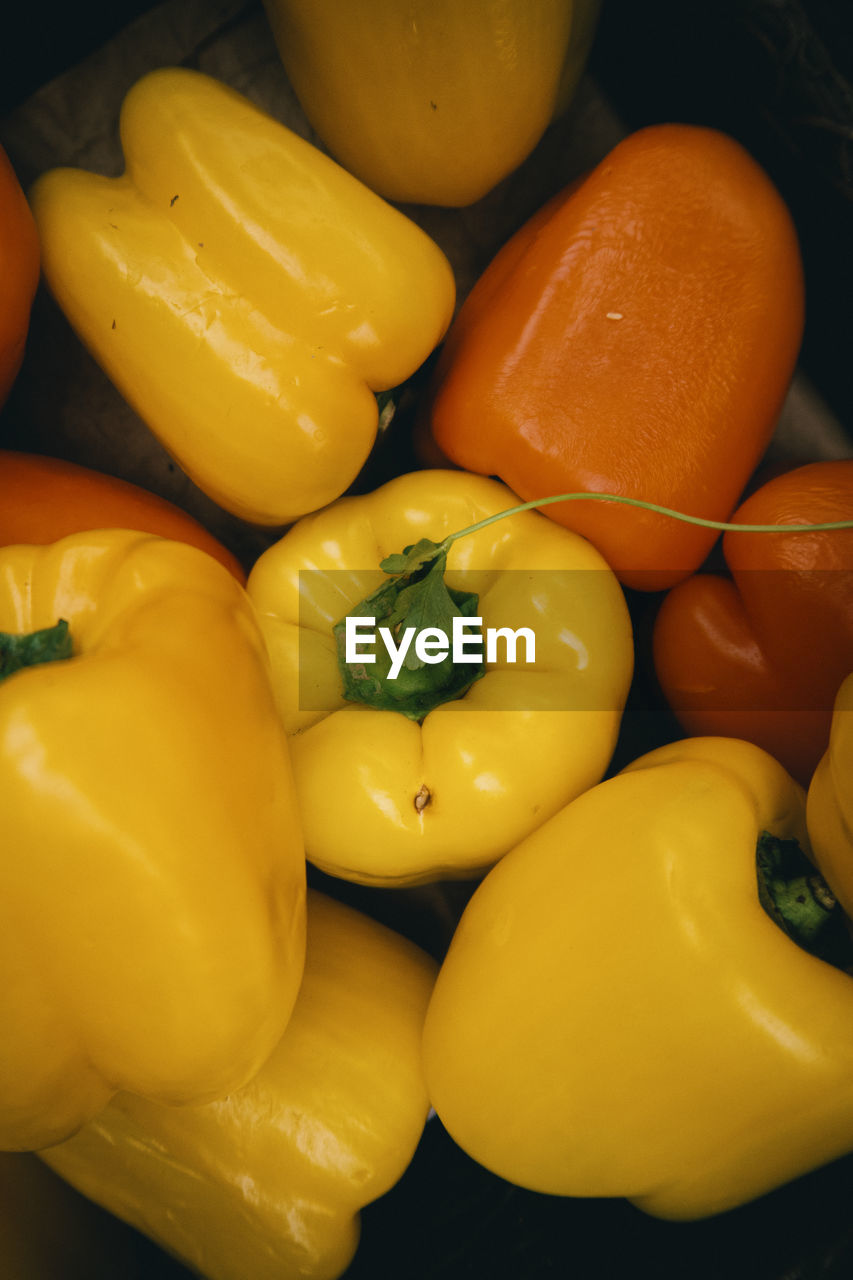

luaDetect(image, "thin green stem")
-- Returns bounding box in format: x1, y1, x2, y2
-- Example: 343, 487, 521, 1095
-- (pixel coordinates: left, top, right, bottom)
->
438, 491, 853, 554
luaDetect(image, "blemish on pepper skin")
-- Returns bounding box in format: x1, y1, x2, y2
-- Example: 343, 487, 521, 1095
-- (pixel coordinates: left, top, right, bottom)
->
414, 784, 431, 813
606, 311, 624, 320
170, 194, 179, 207
111, 320, 116, 330
429, 101, 437, 111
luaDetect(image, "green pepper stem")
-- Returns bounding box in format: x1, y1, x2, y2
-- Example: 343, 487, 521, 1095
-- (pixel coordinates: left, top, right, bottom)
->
436, 491, 853, 555
0, 619, 73, 682
757, 832, 853, 972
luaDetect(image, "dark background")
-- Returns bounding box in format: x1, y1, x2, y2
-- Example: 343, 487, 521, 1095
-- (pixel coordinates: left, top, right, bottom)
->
3, 2, 853, 1277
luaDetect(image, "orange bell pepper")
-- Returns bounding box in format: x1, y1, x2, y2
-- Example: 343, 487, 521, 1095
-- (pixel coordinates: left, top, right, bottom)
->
0, 144, 39, 410
0, 451, 245, 583
427, 124, 804, 591
653, 460, 853, 784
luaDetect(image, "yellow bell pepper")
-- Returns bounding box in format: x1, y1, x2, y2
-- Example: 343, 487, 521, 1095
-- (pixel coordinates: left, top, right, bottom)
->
262, 0, 602, 207
0, 530, 306, 1152
808, 671, 853, 916
247, 468, 633, 886
28, 68, 455, 525
40, 889, 438, 1280
422, 736, 853, 1220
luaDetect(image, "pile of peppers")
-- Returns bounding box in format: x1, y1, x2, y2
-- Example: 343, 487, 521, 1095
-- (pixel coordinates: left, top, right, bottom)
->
1, 7, 852, 1278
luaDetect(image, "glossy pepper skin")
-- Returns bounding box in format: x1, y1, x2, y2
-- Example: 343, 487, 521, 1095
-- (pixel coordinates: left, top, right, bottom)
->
808, 673, 853, 918
0, 450, 245, 582
0, 143, 39, 409
262, 0, 601, 207
0, 530, 306, 1151
41, 890, 438, 1280
28, 68, 455, 525
428, 124, 804, 590
423, 737, 853, 1220
654, 460, 853, 785
247, 468, 633, 886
